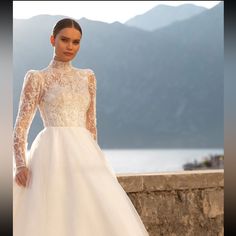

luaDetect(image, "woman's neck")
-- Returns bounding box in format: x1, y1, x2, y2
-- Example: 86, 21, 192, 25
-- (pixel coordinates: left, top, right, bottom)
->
49, 57, 72, 71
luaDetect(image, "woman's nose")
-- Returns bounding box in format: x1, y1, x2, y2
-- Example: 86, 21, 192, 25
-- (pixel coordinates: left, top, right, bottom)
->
66, 42, 73, 50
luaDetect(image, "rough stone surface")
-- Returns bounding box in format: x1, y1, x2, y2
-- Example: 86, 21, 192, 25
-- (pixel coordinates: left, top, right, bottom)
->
117, 170, 224, 236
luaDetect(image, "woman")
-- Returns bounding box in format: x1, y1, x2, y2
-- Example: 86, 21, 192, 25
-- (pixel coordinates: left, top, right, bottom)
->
13, 18, 149, 236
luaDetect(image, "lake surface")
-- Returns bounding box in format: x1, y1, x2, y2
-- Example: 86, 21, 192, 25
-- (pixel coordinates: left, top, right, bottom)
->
102, 149, 224, 174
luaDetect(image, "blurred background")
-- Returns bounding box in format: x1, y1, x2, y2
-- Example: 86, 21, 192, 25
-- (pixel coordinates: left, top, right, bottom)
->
13, 1, 224, 174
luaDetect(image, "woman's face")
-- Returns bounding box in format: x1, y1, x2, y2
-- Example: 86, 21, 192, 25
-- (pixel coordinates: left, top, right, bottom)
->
50, 27, 82, 62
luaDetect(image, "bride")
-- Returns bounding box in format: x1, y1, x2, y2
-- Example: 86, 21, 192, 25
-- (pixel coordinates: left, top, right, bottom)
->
13, 17, 149, 236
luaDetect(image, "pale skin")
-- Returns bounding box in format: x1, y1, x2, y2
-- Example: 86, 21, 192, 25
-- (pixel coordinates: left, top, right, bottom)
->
15, 27, 82, 188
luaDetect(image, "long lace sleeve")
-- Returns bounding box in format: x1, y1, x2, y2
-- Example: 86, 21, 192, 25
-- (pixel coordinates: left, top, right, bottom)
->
13, 70, 41, 173
86, 70, 97, 142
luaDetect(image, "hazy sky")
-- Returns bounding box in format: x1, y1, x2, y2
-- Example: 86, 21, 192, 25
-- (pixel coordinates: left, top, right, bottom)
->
13, 1, 222, 23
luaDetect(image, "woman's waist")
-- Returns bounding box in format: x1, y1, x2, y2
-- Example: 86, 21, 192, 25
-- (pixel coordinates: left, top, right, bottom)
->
43, 125, 88, 130
34, 125, 92, 141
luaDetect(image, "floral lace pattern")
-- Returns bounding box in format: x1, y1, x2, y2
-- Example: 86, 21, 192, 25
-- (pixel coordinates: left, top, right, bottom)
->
13, 59, 97, 172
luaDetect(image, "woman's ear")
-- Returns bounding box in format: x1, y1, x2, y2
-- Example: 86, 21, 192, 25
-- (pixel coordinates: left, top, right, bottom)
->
50, 35, 55, 46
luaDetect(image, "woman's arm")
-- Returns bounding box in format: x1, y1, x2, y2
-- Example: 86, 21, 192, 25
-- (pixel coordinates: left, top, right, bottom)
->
86, 70, 97, 142
13, 70, 41, 174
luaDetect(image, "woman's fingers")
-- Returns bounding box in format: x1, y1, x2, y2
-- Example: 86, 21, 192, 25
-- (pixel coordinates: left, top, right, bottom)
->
27, 170, 32, 187
23, 171, 27, 184
22, 176, 26, 187
15, 169, 29, 187
18, 175, 24, 186
16, 176, 23, 187
22, 171, 28, 187
15, 177, 20, 186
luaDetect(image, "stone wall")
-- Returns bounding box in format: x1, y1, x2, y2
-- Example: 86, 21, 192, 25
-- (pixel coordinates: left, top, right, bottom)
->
117, 170, 224, 236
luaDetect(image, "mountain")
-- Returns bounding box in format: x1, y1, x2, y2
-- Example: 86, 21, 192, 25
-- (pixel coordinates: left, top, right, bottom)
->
125, 3, 206, 31
13, 2, 223, 149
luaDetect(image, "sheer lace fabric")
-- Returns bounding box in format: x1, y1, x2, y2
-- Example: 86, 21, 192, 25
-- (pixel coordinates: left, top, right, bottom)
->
13, 59, 97, 173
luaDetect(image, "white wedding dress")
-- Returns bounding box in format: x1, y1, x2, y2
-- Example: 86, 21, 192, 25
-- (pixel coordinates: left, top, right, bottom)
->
13, 59, 149, 236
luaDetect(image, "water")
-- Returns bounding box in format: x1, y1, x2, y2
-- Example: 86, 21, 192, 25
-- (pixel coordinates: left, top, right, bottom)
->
102, 149, 224, 174
25, 148, 224, 174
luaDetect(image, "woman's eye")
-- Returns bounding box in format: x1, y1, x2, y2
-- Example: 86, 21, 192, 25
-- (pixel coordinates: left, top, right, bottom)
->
74, 41, 80, 45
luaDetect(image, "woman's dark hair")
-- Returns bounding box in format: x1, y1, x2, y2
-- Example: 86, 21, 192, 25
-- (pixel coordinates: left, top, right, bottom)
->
52, 18, 82, 38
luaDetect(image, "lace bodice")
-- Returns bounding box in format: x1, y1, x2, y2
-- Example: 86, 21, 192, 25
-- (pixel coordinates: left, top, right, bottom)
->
13, 59, 97, 172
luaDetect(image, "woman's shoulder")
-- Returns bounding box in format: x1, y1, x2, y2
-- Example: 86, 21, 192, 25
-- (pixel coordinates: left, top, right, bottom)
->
74, 67, 96, 79
74, 67, 95, 74
24, 69, 39, 75
22, 70, 45, 90
24, 69, 43, 81
85, 68, 95, 75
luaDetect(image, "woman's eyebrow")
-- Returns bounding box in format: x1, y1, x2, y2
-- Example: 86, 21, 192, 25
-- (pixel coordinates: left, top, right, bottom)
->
61, 35, 81, 41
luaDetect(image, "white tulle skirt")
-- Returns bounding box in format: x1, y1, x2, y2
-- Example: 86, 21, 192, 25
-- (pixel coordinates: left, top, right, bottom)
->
13, 127, 149, 236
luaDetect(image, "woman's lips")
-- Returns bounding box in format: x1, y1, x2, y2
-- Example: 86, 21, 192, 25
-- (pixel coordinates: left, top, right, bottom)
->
64, 52, 73, 56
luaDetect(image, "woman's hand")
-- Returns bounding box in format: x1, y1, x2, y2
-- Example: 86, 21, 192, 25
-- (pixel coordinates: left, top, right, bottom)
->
15, 166, 31, 188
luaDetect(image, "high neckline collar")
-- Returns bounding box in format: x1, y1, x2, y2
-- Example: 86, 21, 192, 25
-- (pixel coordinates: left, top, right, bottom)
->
49, 58, 73, 71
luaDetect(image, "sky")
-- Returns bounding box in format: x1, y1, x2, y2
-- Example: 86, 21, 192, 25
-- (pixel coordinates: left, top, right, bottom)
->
13, 1, 222, 23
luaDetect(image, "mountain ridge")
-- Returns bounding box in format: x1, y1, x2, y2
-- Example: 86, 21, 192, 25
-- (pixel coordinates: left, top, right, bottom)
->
13, 3, 223, 149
